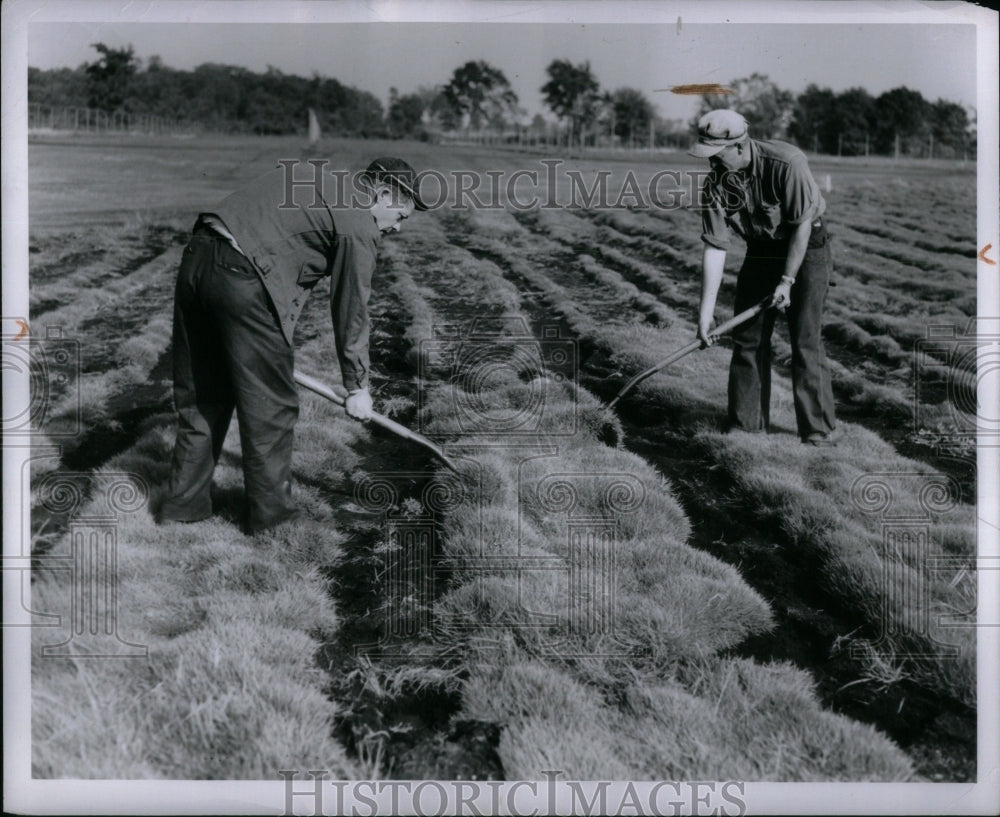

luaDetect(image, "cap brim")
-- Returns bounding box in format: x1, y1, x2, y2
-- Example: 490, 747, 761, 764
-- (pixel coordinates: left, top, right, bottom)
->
687, 142, 728, 158
402, 185, 428, 211
367, 175, 428, 211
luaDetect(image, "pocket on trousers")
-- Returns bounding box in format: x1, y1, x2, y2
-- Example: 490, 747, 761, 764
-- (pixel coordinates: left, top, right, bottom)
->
217, 261, 258, 280
213, 238, 258, 280
807, 218, 830, 250
215, 246, 258, 280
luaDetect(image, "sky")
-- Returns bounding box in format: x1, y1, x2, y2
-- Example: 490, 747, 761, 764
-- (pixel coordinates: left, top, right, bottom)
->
27, 14, 979, 123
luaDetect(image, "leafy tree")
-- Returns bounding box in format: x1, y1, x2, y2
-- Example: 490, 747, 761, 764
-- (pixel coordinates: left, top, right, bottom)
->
28, 66, 89, 108
541, 59, 601, 146
655, 117, 690, 149
525, 113, 550, 143
789, 84, 837, 153
965, 106, 977, 158
417, 85, 459, 132
609, 87, 654, 147
829, 87, 876, 155
387, 87, 426, 138
789, 85, 878, 155
873, 86, 931, 155
697, 73, 794, 139
930, 99, 971, 158
441, 60, 518, 131
32, 53, 392, 136
84, 43, 140, 112
342, 88, 386, 137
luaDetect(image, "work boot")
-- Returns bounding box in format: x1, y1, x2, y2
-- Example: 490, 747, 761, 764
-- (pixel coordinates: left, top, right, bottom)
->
804, 431, 837, 448
244, 508, 303, 535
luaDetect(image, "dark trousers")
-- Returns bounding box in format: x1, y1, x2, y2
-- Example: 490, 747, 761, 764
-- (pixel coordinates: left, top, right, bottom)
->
728, 220, 836, 439
160, 228, 298, 531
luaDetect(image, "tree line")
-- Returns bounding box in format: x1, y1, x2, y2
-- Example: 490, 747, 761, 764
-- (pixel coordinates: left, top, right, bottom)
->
29, 45, 384, 137
700, 72, 975, 159
28, 44, 975, 158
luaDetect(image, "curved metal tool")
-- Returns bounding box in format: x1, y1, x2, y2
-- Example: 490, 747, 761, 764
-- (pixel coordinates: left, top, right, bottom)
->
294, 370, 459, 473
606, 296, 773, 412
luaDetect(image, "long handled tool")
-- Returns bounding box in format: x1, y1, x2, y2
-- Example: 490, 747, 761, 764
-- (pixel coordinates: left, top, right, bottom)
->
294, 371, 460, 473
606, 296, 773, 412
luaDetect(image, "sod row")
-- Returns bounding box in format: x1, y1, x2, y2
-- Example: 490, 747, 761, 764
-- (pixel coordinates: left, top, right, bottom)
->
383, 210, 913, 780
445, 207, 975, 722
31, 452, 359, 779
30, 229, 186, 476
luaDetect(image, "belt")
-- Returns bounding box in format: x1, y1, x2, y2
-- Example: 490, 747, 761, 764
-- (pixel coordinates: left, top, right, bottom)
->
748, 216, 825, 251
193, 214, 249, 258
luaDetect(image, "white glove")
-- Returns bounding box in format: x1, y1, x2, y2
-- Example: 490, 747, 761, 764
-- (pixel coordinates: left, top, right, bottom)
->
345, 388, 373, 420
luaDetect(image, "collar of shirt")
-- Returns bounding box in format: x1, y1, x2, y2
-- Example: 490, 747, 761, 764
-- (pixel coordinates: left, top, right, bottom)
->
745, 138, 758, 175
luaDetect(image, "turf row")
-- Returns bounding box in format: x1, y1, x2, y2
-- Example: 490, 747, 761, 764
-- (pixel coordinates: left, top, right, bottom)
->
363, 210, 916, 780
432, 206, 974, 776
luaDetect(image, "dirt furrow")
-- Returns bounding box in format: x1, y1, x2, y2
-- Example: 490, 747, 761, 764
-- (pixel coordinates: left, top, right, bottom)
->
290, 237, 506, 780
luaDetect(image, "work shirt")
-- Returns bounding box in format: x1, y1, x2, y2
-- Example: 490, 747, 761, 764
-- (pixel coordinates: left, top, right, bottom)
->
207, 166, 381, 391
699, 139, 826, 251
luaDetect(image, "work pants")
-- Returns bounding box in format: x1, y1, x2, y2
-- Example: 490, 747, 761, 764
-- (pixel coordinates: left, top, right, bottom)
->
728, 219, 837, 439
160, 227, 298, 531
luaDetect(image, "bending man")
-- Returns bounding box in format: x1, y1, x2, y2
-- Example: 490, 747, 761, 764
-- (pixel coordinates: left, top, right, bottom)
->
160, 157, 427, 531
691, 109, 837, 447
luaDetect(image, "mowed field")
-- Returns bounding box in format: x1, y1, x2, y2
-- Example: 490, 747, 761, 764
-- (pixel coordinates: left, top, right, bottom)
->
24, 134, 977, 781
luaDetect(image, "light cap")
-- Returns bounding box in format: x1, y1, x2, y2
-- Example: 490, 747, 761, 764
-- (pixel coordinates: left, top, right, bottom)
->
688, 109, 749, 158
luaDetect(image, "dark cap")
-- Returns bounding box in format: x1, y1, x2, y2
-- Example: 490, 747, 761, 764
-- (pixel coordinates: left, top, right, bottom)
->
362, 157, 428, 211
688, 109, 749, 158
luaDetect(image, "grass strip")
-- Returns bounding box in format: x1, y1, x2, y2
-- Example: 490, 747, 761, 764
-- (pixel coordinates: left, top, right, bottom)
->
31, 432, 359, 778
387, 210, 914, 779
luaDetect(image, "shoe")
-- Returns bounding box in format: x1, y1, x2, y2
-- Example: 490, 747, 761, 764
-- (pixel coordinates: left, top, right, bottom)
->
804, 432, 837, 448
246, 508, 303, 535
158, 512, 212, 525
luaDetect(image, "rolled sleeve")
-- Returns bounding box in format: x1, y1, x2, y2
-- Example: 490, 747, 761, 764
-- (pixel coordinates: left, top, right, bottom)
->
330, 235, 376, 391
699, 184, 731, 249
782, 157, 824, 225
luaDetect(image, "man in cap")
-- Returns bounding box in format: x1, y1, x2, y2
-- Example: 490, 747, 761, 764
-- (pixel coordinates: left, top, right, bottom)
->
160, 157, 428, 532
690, 108, 837, 446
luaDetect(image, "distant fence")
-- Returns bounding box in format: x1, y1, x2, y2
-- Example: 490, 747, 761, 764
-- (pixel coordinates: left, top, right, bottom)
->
435, 129, 691, 155
28, 104, 192, 135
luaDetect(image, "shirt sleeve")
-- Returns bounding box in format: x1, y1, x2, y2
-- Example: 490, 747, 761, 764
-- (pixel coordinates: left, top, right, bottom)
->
329, 234, 377, 392
781, 156, 823, 225
699, 180, 731, 250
